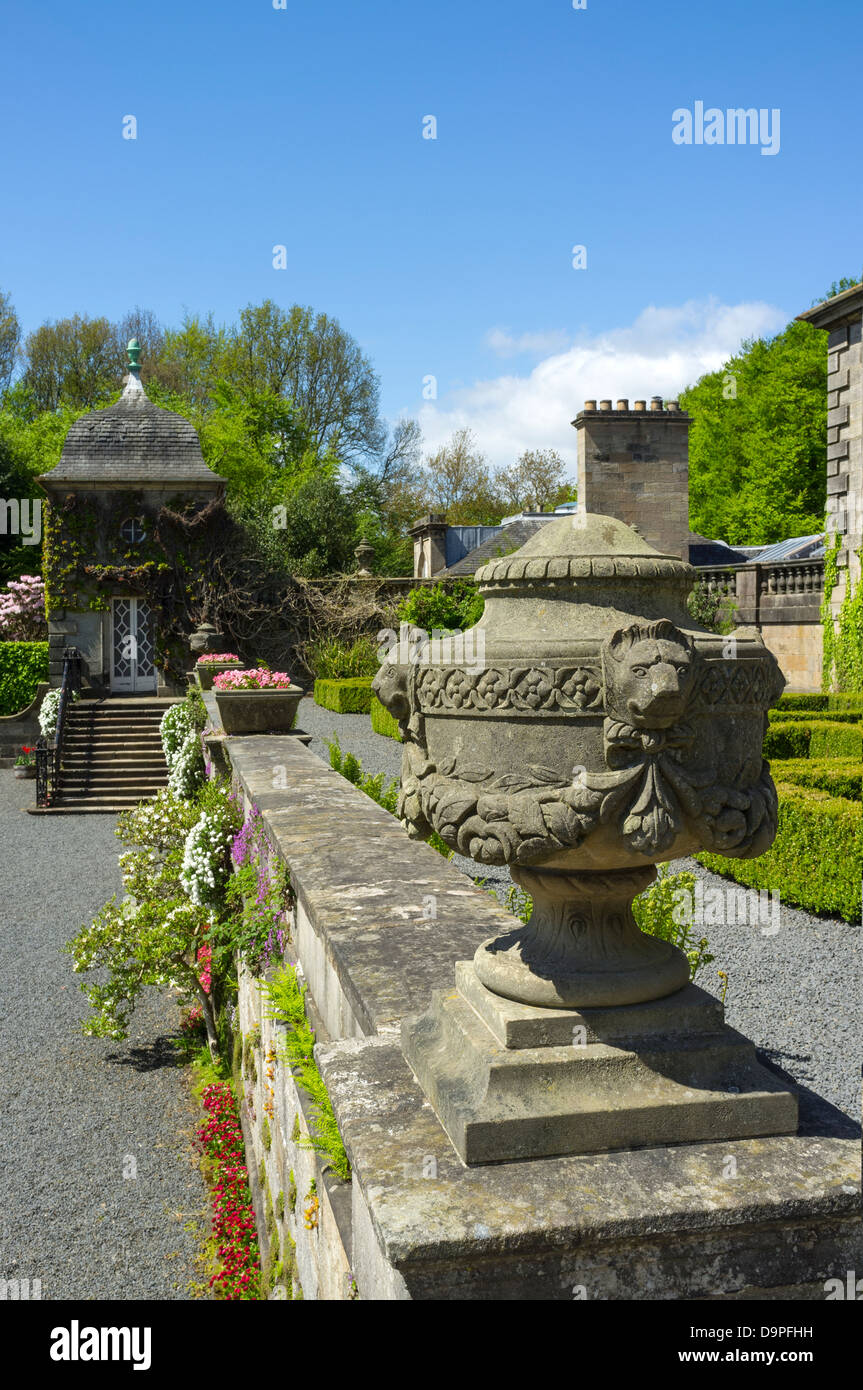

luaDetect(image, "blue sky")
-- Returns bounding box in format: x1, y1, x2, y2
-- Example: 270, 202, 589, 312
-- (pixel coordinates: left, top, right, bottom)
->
1, 0, 860, 470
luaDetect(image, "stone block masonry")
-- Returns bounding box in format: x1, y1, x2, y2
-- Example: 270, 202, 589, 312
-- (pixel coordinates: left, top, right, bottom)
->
572, 396, 690, 559
798, 285, 863, 619
221, 733, 861, 1300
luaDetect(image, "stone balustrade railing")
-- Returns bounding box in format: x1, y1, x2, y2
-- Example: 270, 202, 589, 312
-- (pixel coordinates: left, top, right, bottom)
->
696, 557, 824, 625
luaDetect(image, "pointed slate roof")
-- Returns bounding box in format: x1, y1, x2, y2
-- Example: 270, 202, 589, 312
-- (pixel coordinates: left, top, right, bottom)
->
39, 340, 225, 489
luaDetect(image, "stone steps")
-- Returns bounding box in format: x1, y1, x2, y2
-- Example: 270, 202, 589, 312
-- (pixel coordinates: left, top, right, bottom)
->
49, 697, 178, 811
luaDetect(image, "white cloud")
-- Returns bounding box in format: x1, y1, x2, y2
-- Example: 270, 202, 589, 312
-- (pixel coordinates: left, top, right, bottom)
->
415, 297, 787, 472
484, 326, 570, 358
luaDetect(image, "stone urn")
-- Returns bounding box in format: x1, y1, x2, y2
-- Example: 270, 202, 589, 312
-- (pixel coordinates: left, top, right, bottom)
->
189, 621, 224, 659
195, 657, 243, 691
373, 512, 797, 1163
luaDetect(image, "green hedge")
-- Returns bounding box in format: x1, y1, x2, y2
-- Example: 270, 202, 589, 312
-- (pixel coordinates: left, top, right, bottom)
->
370, 695, 402, 742
313, 677, 374, 714
0, 641, 49, 717
769, 758, 861, 802
774, 693, 863, 712
763, 720, 863, 760
769, 709, 862, 724
698, 782, 861, 922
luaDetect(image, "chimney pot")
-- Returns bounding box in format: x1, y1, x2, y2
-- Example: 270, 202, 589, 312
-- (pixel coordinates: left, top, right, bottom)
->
583, 399, 596, 412
650, 396, 663, 411
616, 399, 629, 411
634, 400, 646, 411
667, 399, 679, 412
599, 399, 612, 411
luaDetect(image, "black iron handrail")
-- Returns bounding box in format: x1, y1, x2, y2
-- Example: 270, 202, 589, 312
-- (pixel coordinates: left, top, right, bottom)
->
35, 646, 82, 808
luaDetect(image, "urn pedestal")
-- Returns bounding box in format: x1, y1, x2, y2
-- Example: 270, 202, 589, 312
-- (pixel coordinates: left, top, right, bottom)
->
374, 512, 798, 1165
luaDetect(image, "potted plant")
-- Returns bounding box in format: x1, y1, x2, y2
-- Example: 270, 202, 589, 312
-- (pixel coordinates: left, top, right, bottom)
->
13, 746, 37, 779
195, 652, 244, 691
213, 669, 304, 735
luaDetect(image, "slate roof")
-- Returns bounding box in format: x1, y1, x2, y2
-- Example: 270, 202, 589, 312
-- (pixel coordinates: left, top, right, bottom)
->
686, 532, 751, 567
442, 517, 552, 576
39, 375, 225, 487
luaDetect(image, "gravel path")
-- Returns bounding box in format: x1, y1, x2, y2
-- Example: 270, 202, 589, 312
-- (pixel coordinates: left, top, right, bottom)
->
299, 696, 862, 1136
0, 772, 207, 1300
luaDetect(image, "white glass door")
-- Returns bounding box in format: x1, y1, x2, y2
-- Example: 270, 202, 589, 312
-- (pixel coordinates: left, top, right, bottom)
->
111, 598, 157, 693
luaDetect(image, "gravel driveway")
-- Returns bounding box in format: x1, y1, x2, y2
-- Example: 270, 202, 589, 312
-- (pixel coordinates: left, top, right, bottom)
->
0, 772, 206, 1300
299, 696, 862, 1136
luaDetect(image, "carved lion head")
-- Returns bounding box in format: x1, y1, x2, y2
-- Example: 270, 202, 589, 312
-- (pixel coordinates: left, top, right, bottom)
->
603, 620, 696, 729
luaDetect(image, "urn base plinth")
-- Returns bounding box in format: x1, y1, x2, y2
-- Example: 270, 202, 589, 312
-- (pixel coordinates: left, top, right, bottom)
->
401, 963, 798, 1166
473, 865, 691, 1009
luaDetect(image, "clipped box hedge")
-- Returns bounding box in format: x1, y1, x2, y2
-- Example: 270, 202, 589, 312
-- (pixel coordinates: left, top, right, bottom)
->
0, 640, 49, 717
370, 695, 402, 742
769, 709, 862, 724
698, 781, 861, 922
774, 693, 863, 712
764, 720, 863, 760
769, 758, 861, 802
313, 676, 374, 714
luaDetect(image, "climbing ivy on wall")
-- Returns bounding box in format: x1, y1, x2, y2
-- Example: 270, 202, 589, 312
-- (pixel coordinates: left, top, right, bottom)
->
821, 533, 863, 693
43, 492, 236, 682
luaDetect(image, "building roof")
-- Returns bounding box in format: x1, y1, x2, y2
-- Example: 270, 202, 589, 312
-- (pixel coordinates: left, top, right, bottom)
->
686, 532, 751, 567
797, 281, 863, 330
39, 346, 225, 489
745, 533, 825, 564
442, 518, 551, 576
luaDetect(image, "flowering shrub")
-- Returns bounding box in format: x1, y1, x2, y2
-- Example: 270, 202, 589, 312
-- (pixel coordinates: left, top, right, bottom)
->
197, 1083, 260, 1300
209, 805, 292, 974
213, 668, 292, 691
0, 575, 47, 641
38, 686, 80, 739
196, 653, 241, 665
197, 942, 213, 995
181, 793, 237, 910
161, 698, 207, 799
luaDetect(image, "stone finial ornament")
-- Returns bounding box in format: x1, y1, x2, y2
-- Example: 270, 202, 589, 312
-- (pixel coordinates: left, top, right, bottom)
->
354, 537, 374, 577
374, 512, 794, 1162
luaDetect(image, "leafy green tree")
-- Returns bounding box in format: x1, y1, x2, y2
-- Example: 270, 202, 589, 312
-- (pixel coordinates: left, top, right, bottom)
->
0, 289, 21, 396
23, 313, 121, 411
682, 319, 827, 545
496, 447, 573, 512
235, 300, 385, 464
241, 469, 357, 577
422, 427, 505, 524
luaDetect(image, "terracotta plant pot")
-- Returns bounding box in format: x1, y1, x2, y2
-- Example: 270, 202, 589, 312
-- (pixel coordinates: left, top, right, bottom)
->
214, 685, 304, 735
195, 660, 244, 691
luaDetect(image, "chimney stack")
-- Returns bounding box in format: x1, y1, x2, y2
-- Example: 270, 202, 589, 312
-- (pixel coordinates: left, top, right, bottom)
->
571, 395, 691, 559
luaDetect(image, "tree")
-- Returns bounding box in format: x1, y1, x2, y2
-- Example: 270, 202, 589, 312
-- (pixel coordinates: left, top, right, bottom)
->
0, 289, 21, 396
496, 448, 572, 512
422, 427, 505, 523
22, 313, 119, 411
241, 469, 357, 578
235, 300, 385, 464
681, 319, 827, 546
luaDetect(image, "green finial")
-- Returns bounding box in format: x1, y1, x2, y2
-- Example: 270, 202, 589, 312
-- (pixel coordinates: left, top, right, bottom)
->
127, 337, 141, 370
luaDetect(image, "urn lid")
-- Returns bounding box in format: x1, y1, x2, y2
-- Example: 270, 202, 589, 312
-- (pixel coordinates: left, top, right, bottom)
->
475, 512, 691, 589
473, 512, 695, 648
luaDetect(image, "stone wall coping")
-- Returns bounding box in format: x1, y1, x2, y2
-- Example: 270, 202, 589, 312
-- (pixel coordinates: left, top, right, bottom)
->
318, 1036, 861, 1274
223, 735, 518, 1036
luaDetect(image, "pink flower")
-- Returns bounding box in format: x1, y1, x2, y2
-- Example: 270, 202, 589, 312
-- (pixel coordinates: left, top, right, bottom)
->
197, 653, 241, 664
213, 668, 293, 692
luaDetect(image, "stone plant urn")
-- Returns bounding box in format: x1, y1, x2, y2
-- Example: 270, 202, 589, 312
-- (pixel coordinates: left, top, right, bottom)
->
189, 621, 224, 659
13, 765, 36, 780
195, 658, 243, 692
373, 512, 798, 1163
214, 684, 304, 735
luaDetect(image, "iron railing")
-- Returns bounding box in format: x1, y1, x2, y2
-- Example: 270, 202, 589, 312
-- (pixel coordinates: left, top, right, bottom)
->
35, 646, 82, 808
